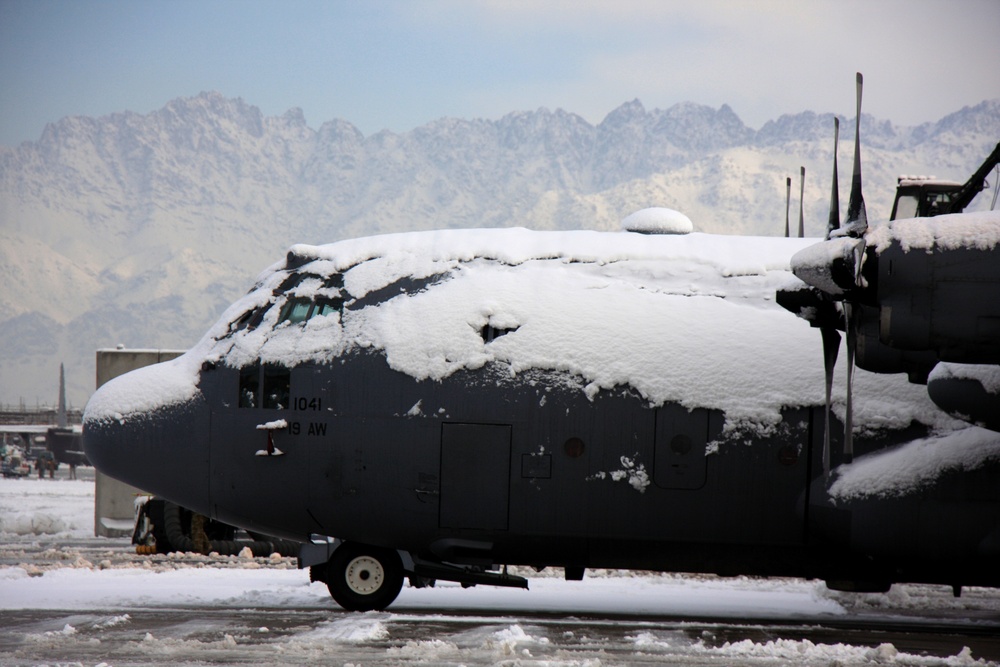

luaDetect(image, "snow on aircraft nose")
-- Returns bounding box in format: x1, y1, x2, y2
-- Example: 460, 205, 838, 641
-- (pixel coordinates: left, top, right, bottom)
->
83, 356, 211, 515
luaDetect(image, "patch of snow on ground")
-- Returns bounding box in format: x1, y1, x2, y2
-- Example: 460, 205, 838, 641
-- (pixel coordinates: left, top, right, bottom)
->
0, 478, 95, 538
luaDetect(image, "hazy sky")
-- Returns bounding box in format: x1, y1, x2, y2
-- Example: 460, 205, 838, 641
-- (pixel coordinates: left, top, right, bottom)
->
1, 0, 998, 146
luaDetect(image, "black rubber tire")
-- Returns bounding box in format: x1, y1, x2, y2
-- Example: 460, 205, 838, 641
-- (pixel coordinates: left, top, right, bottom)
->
326, 543, 404, 611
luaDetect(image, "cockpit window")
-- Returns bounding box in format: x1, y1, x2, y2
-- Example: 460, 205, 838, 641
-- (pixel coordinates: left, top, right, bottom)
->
262, 366, 291, 410
276, 272, 306, 293
314, 297, 343, 318
225, 271, 348, 339
278, 296, 344, 325
228, 310, 254, 335
279, 298, 314, 324
239, 363, 291, 410
228, 304, 272, 336
239, 364, 260, 408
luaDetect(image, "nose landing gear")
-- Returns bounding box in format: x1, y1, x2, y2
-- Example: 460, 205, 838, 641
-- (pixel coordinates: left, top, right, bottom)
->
322, 542, 404, 611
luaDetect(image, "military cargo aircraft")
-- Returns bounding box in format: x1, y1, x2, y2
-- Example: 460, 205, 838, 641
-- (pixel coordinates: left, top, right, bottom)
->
84, 76, 1000, 612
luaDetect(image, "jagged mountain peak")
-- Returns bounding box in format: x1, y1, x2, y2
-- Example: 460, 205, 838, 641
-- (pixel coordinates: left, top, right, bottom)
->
157, 92, 267, 139
647, 101, 753, 152
497, 106, 590, 129
279, 106, 308, 127
600, 98, 647, 127
661, 100, 717, 117
159, 90, 263, 120
756, 111, 841, 146
931, 98, 1000, 139
316, 117, 365, 143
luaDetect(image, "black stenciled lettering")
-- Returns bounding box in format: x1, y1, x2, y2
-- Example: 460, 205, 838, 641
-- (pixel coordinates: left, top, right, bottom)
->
294, 397, 323, 411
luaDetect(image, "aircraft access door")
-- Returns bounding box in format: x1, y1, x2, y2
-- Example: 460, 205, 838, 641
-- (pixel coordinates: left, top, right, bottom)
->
654, 404, 713, 490
439, 423, 511, 531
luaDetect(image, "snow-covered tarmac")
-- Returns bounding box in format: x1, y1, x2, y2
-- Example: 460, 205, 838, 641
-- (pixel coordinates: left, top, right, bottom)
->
2, 475, 999, 666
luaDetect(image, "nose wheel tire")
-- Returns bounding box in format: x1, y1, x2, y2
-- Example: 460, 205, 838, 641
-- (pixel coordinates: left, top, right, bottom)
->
326, 542, 404, 611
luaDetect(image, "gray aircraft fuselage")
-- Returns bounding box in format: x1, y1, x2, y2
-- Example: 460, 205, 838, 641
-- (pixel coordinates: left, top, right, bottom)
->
83, 226, 1000, 595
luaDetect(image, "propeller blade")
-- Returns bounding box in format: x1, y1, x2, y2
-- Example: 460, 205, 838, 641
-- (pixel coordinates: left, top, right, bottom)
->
820, 115, 844, 477
798, 167, 806, 238
840, 74, 866, 465
845, 72, 868, 235
785, 177, 791, 238
821, 325, 841, 477
844, 302, 856, 464
827, 118, 840, 240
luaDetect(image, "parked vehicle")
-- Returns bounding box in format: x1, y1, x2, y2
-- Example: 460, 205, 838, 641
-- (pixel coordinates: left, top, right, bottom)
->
1, 446, 31, 478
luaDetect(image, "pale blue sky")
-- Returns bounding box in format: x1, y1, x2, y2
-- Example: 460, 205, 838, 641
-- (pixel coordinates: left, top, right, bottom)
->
2, 0, 998, 146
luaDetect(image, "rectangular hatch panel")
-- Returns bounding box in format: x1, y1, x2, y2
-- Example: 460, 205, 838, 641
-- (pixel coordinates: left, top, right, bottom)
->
440, 423, 511, 530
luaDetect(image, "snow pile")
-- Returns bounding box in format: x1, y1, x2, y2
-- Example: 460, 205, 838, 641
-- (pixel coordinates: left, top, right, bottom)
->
484, 623, 550, 657
700, 638, 985, 665
627, 630, 992, 665
131, 631, 240, 658
107, 228, 954, 440
83, 350, 203, 424
0, 478, 94, 538
93, 614, 131, 629
386, 638, 462, 661
867, 210, 1000, 254
789, 236, 864, 295
621, 206, 694, 234
829, 426, 1000, 500
0, 565, 325, 611
289, 616, 389, 645
931, 362, 1000, 396
0, 510, 70, 535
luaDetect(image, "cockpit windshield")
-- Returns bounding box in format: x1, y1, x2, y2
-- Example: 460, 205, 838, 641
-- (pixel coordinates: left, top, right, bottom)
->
278, 296, 343, 325
223, 271, 347, 338
279, 298, 313, 324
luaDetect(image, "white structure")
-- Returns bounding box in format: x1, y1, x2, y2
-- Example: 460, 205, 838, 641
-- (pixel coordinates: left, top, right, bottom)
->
93, 348, 184, 537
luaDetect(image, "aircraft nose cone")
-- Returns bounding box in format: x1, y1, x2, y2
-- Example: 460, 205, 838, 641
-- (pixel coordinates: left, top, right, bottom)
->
83, 360, 211, 514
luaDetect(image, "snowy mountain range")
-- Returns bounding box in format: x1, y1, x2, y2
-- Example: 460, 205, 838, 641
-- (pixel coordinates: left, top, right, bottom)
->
1, 92, 998, 407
